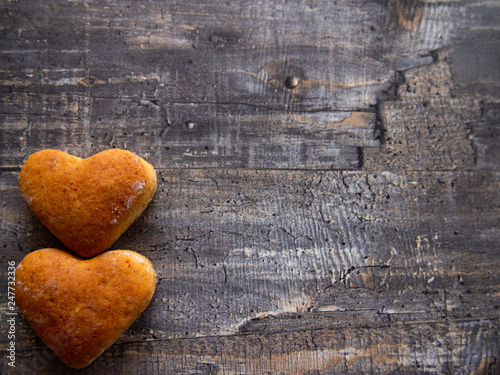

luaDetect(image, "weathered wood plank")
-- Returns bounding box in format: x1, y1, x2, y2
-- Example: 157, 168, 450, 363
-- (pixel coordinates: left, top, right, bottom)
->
1, 0, 500, 373
2, 0, 498, 170
5, 317, 500, 374
1, 169, 498, 351
364, 49, 499, 172
0, 105, 375, 170
0, 0, 444, 109
115, 318, 500, 374
448, 25, 500, 171
2, 0, 494, 110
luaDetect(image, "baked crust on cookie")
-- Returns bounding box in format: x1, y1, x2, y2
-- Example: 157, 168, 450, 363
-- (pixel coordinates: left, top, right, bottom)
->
19, 149, 157, 258
15, 248, 157, 369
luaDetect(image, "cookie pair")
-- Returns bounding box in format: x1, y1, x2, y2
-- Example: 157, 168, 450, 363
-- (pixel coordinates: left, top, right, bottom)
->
15, 149, 158, 369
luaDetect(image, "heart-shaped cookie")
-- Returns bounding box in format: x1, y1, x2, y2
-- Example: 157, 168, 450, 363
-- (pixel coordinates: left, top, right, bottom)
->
19, 149, 157, 258
15, 248, 157, 369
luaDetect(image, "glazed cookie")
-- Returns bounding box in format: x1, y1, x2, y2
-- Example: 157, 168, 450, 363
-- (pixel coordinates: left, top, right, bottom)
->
19, 149, 157, 258
15, 248, 157, 369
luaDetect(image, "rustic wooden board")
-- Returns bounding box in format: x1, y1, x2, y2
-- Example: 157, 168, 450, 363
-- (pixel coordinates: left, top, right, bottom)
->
1, 167, 499, 373
1, 0, 499, 374
2, 0, 495, 171
0, 104, 375, 169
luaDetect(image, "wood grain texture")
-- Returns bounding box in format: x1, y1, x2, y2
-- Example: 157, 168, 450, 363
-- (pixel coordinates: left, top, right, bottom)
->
1, 0, 499, 374
2, 0, 493, 170
1, 167, 499, 373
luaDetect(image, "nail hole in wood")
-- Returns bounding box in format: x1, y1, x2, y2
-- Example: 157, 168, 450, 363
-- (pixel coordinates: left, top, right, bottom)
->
285, 76, 299, 89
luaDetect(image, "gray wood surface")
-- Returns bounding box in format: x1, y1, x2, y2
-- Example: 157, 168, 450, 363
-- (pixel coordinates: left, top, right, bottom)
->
1, 0, 499, 374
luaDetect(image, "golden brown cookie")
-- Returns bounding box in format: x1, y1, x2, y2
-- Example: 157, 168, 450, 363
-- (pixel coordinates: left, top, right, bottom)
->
15, 248, 157, 369
19, 149, 157, 258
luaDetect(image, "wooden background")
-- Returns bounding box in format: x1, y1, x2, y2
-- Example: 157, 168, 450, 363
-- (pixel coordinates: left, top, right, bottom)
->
1, 0, 499, 373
